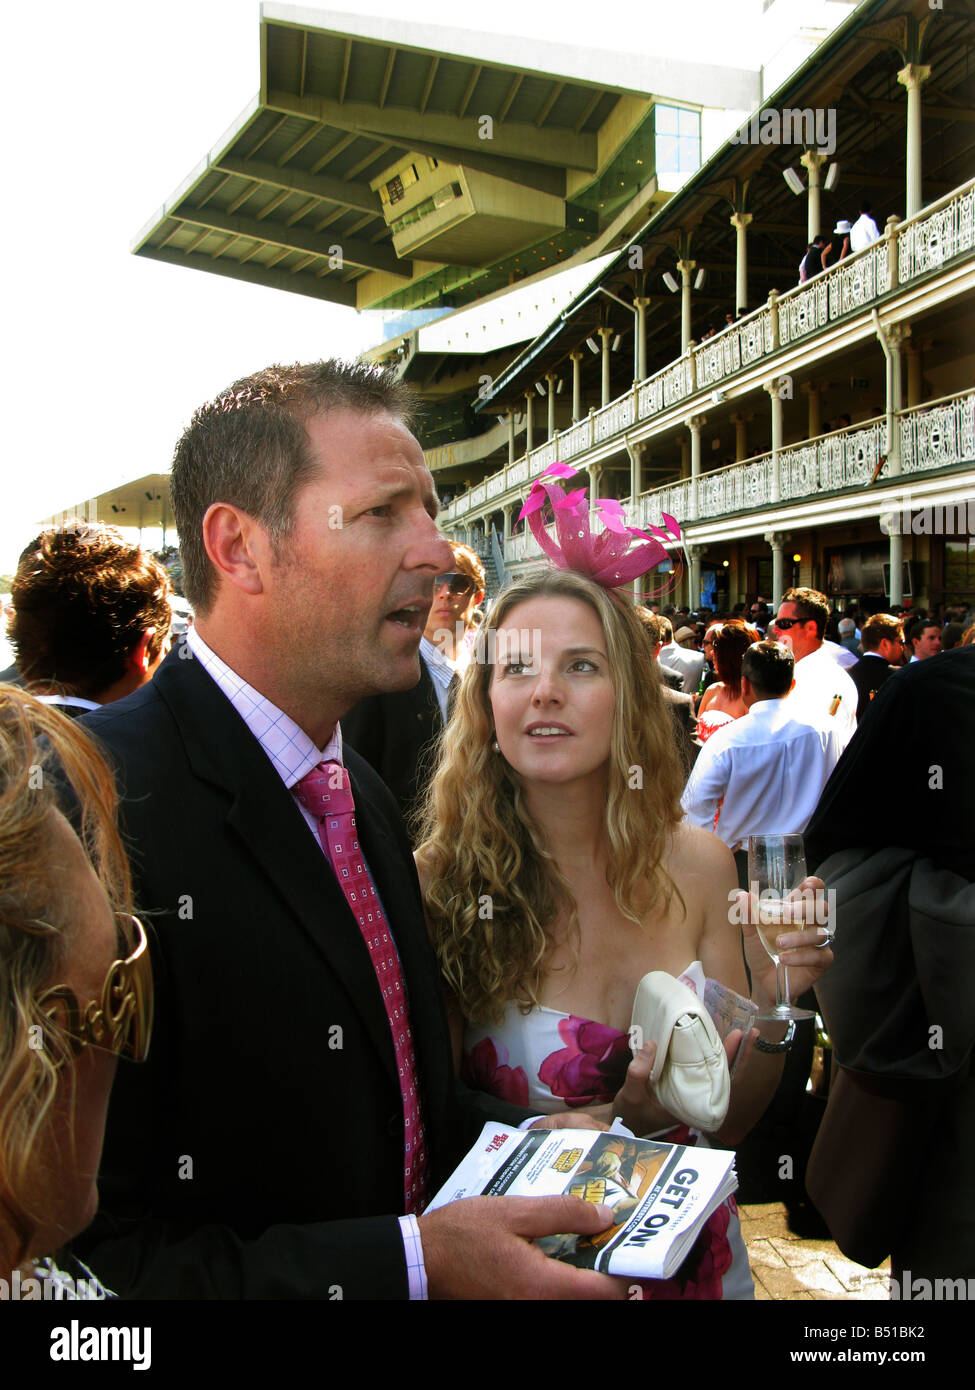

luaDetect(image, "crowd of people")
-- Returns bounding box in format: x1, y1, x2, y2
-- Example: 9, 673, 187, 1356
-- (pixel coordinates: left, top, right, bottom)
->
0, 357, 971, 1301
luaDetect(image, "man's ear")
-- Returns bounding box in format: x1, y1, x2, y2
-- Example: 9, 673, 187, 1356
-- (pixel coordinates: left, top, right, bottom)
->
127, 630, 155, 676
474, 589, 485, 607
201, 504, 270, 597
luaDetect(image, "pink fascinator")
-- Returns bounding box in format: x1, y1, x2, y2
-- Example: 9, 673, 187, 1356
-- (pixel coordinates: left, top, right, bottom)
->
517, 463, 683, 595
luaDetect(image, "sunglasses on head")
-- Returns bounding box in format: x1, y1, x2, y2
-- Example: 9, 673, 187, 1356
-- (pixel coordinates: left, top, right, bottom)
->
435, 572, 476, 597
38, 914, 154, 1067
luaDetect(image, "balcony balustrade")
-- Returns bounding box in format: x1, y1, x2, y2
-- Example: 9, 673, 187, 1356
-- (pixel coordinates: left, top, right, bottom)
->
442, 178, 975, 531
500, 390, 975, 566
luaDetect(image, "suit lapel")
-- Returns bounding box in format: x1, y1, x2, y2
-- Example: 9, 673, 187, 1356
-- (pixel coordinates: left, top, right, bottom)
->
154, 650, 399, 1086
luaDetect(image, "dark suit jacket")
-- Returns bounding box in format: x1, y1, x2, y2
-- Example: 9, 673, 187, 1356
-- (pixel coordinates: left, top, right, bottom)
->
848, 653, 898, 722
341, 657, 447, 837
76, 644, 517, 1299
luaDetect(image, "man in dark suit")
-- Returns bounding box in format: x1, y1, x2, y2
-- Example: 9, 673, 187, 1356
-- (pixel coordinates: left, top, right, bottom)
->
78, 361, 617, 1301
848, 613, 905, 722
341, 541, 484, 837
3, 524, 172, 715
636, 609, 700, 778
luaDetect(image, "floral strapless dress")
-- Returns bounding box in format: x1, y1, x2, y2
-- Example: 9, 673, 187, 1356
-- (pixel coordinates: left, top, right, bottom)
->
462, 963, 754, 1300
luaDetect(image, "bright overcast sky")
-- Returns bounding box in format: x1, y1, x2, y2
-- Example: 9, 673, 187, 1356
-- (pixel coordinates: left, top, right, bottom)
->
1, 0, 765, 570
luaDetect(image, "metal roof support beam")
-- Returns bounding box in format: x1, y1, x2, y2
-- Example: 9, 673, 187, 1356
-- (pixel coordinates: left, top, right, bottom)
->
169, 206, 411, 277
379, 47, 397, 108
139, 245, 357, 306
339, 38, 352, 104
419, 56, 440, 116
263, 92, 597, 171
215, 156, 379, 214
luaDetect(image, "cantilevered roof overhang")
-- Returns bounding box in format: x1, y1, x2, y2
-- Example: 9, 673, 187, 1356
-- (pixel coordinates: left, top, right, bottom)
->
132, 4, 759, 315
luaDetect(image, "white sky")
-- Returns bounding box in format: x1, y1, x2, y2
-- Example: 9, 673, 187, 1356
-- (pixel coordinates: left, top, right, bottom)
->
0, 0, 768, 570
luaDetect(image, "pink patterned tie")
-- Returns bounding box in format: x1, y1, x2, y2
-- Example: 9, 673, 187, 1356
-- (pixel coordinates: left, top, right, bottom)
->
295, 762, 428, 1213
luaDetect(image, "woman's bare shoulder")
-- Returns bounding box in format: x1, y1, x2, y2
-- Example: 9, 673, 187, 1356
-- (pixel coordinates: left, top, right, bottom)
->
668, 820, 736, 883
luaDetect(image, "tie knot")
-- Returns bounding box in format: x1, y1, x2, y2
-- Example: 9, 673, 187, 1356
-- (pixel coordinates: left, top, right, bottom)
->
294, 761, 355, 818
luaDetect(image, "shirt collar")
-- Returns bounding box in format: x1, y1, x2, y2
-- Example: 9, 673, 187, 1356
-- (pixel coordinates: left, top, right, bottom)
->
185, 626, 341, 789
420, 633, 457, 679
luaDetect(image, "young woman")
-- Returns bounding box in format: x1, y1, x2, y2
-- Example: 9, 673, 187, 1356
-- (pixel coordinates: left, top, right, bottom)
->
696, 620, 758, 742
417, 569, 831, 1299
0, 687, 152, 1295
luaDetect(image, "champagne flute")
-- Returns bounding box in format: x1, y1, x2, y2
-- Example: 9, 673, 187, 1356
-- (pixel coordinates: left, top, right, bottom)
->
747, 834, 819, 1022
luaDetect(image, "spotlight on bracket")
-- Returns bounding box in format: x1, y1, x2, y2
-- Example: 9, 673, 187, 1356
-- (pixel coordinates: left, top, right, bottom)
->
534, 381, 546, 396
694, 268, 707, 291
824, 162, 840, 192
662, 271, 680, 293
783, 167, 805, 196
586, 337, 600, 353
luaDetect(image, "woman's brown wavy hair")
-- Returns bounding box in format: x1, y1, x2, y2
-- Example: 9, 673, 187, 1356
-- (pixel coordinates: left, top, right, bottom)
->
0, 686, 132, 1269
416, 569, 685, 1025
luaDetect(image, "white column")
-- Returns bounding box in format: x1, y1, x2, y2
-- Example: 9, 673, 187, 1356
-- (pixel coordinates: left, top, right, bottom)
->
545, 372, 558, 438
732, 412, 748, 462
685, 543, 702, 610
764, 531, 787, 609
677, 259, 696, 355
729, 212, 752, 317
570, 351, 584, 422
688, 414, 705, 521
507, 408, 516, 465
502, 503, 515, 543
765, 379, 785, 503
524, 391, 535, 455
898, 64, 931, 220
800, 150, 827, 242
598, 327, 613, 407
633, 296, 650, 381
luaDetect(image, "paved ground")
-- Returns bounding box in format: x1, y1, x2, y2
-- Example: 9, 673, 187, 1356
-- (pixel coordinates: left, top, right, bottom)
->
741, 1203, 891, 1300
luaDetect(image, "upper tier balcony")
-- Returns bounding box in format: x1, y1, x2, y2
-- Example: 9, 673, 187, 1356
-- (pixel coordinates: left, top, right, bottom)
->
440, 176, 975, 536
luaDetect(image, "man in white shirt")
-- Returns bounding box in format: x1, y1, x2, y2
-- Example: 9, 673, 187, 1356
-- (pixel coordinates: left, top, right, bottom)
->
658, 616, 706, 693
850, 203, 881, 253
769, 587, 858, 747
682, 640, 846, 851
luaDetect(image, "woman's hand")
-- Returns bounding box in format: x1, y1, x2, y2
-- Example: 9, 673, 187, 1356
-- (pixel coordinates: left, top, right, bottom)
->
736, 875, 834, 1012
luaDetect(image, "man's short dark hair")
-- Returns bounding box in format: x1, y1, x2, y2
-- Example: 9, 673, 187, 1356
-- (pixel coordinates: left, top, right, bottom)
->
171, 360, 415, 614
781, 586, 829, 639
860, 613, 903, 652
741, 640, 795, 697
10, 525, 172, 699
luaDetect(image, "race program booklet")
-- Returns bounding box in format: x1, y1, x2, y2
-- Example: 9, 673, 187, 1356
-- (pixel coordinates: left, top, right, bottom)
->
426, 1123, 738, 1280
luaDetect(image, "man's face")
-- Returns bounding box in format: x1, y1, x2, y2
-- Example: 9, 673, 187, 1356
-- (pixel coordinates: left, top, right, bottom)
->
424, 565, 482, 643
912, 625, 941, 660
267, 409, 452, 712
770, 601, 820, 661
877, 632, 905, 664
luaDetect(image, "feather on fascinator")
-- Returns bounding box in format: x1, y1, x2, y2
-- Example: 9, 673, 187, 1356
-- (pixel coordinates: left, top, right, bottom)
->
517, 463, 683, 595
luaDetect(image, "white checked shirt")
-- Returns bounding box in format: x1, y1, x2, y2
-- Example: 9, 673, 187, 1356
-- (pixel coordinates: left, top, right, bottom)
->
681, 697, 847, 851
185, 626, 428, 1298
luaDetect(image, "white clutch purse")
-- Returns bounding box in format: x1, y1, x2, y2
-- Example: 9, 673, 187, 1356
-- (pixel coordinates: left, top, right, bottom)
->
630, 971, 731, 1133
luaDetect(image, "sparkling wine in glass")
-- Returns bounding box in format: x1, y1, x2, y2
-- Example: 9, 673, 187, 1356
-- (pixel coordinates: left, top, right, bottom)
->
747, 834, 816, 1022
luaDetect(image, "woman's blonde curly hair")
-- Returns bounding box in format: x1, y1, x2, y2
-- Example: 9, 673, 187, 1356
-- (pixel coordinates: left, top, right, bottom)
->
0, 686, 132, 1267
415, 569, 685, 1025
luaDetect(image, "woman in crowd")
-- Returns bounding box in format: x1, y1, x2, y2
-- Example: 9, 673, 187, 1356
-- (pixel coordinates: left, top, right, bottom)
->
417, 565, 832, 1299
695, 619, 757, 742
0, 686, 152, 1296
